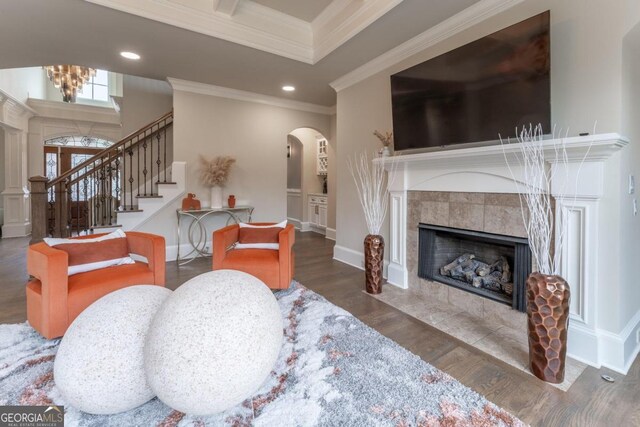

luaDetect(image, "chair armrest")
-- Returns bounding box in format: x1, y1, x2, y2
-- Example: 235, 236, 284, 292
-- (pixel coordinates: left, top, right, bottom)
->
127, 231, 166, 285
278, 224, 295, 288
213, 224, 239, 269
27, 242, 70, 336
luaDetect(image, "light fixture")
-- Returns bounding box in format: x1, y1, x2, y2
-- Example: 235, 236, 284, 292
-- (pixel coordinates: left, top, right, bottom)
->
282, 85, 295, 92
287, 144, 291, 158
44, 65, 96, 103
120, 51, 141, 60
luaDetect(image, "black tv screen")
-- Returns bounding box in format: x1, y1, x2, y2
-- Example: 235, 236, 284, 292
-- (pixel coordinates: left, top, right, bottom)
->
391, 11, 550, 151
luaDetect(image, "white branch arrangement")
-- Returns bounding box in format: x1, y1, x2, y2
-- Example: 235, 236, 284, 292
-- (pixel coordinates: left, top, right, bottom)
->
501, 124, 592, 276
347, 151, 396, 236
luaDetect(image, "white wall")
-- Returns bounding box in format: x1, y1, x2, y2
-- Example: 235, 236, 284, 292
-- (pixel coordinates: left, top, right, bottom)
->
0, 67, 45, 102
619, 24, 640, 338
141, 89, 331, 248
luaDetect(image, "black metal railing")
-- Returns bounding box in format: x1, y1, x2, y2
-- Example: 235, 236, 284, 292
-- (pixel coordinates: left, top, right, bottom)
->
43, 111, 173, 237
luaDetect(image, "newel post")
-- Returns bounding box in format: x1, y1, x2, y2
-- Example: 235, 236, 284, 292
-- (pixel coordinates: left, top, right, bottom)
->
29, 176, 49, 243
54, 180, 70, 238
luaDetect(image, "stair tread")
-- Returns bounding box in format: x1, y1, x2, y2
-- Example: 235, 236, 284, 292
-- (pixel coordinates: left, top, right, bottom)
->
136, 195, 163, 199
91, 224, 122, 229
117, 208, 143, 213
157, 181, 177, 185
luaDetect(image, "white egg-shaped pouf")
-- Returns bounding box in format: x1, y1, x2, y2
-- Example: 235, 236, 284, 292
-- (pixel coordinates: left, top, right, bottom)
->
54, 285, 172, 415
144, 270, 283, 416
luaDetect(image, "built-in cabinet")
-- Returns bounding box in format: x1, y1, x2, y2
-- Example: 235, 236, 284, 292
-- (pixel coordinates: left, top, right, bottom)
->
316, 137, 328, 176
308, 194, 327, 230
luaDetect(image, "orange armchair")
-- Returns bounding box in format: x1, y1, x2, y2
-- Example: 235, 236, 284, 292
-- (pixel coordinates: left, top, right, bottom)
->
26, 231, 166, 339
212, 223, 295, 290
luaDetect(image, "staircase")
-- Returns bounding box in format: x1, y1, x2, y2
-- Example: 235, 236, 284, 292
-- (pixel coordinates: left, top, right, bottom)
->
30, 111, 184, 241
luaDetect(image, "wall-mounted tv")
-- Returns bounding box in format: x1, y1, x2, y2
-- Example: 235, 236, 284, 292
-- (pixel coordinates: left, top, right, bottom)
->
391, 11, 550, 151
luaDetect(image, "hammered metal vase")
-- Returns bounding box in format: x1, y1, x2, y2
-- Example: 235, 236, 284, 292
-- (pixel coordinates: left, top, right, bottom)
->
364, 234, 385, 294
526, 272, 570, 383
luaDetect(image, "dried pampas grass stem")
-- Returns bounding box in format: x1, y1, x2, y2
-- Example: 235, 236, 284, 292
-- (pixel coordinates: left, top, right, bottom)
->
199, 155, 236, 187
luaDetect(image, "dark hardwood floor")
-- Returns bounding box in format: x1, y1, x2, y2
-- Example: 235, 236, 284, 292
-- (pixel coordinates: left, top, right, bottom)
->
1, 232, 638, 426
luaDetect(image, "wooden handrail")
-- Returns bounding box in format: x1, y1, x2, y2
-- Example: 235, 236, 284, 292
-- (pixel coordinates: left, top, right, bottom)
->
47, 110, 173, 188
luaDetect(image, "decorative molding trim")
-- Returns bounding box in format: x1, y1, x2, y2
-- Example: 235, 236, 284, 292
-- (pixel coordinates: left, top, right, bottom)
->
377, 134, 629, 172
168, 78, 335, 115
325, 227, 336, 241
85, 0, 404, 64
85, 0, 313, 63
0, 89, 37, 131
330, 0, 526, 91
311, 0, 404, 62
27, 98, 121, 125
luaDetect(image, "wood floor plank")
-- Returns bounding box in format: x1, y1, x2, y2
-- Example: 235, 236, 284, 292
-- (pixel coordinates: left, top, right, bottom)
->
1, 231, 638, 426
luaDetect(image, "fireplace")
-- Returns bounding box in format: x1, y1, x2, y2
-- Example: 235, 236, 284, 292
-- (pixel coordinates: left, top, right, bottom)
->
418, 224, 531, 312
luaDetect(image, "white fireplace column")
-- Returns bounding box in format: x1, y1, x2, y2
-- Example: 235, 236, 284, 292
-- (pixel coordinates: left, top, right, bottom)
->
1, 129, 31, 237
0, 90, 36, 238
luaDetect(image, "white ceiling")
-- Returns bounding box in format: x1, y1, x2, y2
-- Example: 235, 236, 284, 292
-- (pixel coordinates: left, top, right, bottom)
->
0, 0, 483, 106
252, 0, 334, 22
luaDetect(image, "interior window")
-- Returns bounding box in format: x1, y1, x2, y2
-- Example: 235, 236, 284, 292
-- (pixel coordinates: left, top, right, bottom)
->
76, 69, 109, 102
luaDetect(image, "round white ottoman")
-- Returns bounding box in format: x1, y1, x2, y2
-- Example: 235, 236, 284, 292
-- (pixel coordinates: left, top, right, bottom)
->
144, 270, 283, 416
54, 285, 172, 415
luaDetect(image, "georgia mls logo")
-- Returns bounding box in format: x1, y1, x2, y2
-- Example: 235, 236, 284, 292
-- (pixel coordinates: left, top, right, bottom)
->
0, 405, 64, 427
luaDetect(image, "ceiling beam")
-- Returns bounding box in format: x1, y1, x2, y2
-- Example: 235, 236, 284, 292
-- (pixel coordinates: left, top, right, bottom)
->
213, 0, 242, 17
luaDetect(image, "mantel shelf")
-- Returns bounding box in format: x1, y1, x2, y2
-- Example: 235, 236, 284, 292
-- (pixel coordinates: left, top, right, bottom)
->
375, 133, 629, 171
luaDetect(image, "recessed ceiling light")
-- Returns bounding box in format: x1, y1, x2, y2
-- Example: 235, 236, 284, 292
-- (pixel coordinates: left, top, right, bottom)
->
282, 85, 295, 92
120, 51, 141, 60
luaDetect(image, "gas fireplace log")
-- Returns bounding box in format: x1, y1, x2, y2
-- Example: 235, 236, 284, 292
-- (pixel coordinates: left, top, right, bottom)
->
440, 253, 475, 276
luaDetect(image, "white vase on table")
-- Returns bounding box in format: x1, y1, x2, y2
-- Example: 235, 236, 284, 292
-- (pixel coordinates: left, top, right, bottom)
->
210, 186, 223, 208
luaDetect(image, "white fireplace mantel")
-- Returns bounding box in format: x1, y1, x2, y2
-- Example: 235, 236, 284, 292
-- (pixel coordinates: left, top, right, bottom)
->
376, 133, 632, 373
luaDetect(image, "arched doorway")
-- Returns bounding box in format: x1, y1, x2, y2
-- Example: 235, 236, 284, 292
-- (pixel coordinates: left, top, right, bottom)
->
287, 127, 329, 235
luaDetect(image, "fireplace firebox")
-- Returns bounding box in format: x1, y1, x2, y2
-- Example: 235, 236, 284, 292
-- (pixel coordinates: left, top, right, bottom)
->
418, 224, 531, 312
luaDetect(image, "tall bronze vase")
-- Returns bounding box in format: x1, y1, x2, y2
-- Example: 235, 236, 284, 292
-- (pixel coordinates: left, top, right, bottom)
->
526, 272, 570, 383
364, 234, 385, 294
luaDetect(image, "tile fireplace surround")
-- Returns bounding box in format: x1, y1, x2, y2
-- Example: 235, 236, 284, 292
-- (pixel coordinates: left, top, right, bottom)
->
374, 133, 638, 375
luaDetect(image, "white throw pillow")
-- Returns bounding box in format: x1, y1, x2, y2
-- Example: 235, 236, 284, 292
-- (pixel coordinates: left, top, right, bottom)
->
234, 243, 280, 250
238, 220, 287, 229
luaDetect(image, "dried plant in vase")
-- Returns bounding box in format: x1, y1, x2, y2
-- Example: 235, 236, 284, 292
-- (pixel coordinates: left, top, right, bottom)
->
199, 155, 236, 208
348, 151, 396, 294
501, 123, 592, 384
373, 130, 393, 157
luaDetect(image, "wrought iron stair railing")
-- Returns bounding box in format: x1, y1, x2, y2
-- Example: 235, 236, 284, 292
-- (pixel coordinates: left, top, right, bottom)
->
31, 111, 173, 239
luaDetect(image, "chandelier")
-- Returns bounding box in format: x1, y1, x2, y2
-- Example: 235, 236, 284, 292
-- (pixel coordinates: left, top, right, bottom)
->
44, 65, 96, 103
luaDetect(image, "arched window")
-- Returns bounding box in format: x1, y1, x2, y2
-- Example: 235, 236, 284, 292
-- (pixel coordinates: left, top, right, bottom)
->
44, 135, 114, 149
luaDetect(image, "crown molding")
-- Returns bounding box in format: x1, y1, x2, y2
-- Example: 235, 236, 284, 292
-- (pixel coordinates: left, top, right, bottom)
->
312, 0, 404, 63
330, 0, 526, 92
85, 0, 313, 63
84, 0, 403, 64
0, 89, 37, 131
167, 78, 335, 115
27, 98, 121, 125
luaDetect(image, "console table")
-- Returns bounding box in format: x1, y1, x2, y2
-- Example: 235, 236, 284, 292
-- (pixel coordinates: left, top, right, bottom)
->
176, 206, 254, 265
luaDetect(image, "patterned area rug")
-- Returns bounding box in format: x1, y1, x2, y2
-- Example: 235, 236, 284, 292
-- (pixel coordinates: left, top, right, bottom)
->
0, 283, 526, 426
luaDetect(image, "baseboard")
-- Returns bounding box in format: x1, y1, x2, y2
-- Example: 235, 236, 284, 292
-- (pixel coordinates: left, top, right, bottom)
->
597, 309, 640, 374
325, 227, 336, 241
300, 222, 311, 232
333, 244, 393, 283
287, 217, 302, 230
1, 222, 31, 238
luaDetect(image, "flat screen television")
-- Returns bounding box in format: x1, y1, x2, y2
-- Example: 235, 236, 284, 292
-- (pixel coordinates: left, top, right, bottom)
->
391, 11, 550, 151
